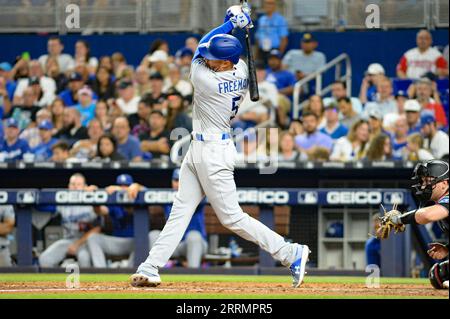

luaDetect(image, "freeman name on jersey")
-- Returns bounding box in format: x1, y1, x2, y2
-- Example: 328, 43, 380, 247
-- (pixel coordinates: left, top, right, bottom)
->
218, 78, 249, 94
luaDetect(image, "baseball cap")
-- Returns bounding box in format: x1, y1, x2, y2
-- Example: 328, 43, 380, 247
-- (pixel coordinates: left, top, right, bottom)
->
404, 99, 421, 112
118, 80, 133, 90
268, 49, 282, 59
116, 174, 134, 186
29, 76, 40, 86
395, 90, 408, 98
38, 120, 53, 130
149, 50, 168, 63
149, 72, 164, 81
301, 33, 316, 43
420, 112, 436, 128
5, 118, 19, 128
366, 63, 385, 75
172, 168, 180, 181
176, 47, 194, 58
78, 86, 93, 97
324, 102, 338, 111
68, 72, 83, 82
0, 62, 12, 72
167, 90, 183, 100
368, 109, 383, 120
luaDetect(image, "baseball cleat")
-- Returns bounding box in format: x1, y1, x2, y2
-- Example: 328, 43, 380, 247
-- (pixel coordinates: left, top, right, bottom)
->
289, 244, 311, 288
443, 280, 449, 289
130, 272, 161, 287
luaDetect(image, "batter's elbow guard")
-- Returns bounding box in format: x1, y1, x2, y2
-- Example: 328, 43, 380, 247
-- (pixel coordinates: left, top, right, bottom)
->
429, 260, 449, 289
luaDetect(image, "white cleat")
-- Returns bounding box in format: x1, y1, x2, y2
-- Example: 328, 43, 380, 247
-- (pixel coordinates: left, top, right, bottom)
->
289, 244, 311, 288
130, 272, 161, 287
443, 280, 449, 289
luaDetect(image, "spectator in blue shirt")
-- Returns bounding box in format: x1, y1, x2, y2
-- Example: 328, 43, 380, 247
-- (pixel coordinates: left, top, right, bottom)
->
149, 168, 208, 268
266, 50, 296, 99
0, 62, 16, 100
31, 120, 58, 161
359, 63, 385, 104
0, 118, 30, 162
295, 112, 333, 158
255, 0, 289, 64
365, 214, 381, 267
404, 99, 422, 134
320, 103, 348, 140
391, 115, 409, 160
59, 72, 85, 107
112, 116, 143, 162
74, 86, 96, 127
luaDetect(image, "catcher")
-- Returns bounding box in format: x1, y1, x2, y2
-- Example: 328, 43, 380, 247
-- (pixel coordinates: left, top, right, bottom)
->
376, 159, 449, 289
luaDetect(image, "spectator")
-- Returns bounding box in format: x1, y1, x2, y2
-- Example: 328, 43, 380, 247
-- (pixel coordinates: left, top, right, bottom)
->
308, 146, 331, 162
19, 108, 52, 148
406, 133, 434, 161
148, 72, 167, 108
74, 40, 98, 75
282, 33, 326, 81
134, 65, 152, 97
359, 63, 386, 104
367, 109, 387, 140
94, 100, 112, 132
0, 75, 12, 117
51, 141, 71, 163
0, 205, 15, 267
112, 117, 142, 162
148, 50, 169, 78
54, 108, 88, 146
363, 77, 398, 118
74, 86, 96, 127
70, 118, 104, 161
0, 118, 30, 162
337, 97, 360, 129
365, 133, 393, 161
87, 174, 149, 268
294, 112, 333, 157
49, 97, 65, 132
149, 168, 208, 268
59, 72, 84, 107
116, 80, 140, 115
165, 91, 192, 132
141, 39, 171, 68
255, 0, 289, 63
391, 115, 409, 160
38, 173, 100, 268
129, 98, 152, 138
98, 55, 114, 75
38, 37, 75, 73
91, 66, 116, 102
94, 133, 125, 162
395, 90, 409, 114
163, 64, 193, 98
323, 81, 363, 114
320, 103, 348, 140
111, 52, 128, 79
444, 45, 449, 66
411, 78, 447, 128
266, 50, 296, 99
0, 62, 17, 101
184, 37, 199, 54
30, 120, 58, 161
365, 213, 381, 267
175, 47, 194, 81
404, 99, 422, 134
288, 119, 303, 136
44, 57, 67, 94
7, 86, 40, 131
278, 131, 301, 161
13, 60, 56, 107
140, 110, 170, 159
303, 95, 325, 128
420, 113, 449, 160
330, 120, 370, 162
397, 30, 448, 79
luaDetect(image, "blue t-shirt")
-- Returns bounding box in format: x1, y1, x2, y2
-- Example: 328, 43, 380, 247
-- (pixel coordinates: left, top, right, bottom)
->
0, 138, 30, 162
320, 124, 348, 140
118, 135, 142, 160
366, 85, 377, 103
295, 131, 334, 151
59, 90, 98, 107
391, 137, 407, 160
74, 102, 96, 127
408, 122, 421, 135
31, 138, 58, 161
107, 206, 134, 237
365, 237, 381, 267
164, 203, 207, 242
255, 12, 289, 50
266, 69, 296, 92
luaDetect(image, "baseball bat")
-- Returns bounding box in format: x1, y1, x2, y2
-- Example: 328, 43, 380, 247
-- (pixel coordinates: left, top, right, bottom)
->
240, 0, 259, 102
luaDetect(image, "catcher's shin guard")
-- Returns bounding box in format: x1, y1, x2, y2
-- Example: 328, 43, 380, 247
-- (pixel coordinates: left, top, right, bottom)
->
429, 260, 449, 289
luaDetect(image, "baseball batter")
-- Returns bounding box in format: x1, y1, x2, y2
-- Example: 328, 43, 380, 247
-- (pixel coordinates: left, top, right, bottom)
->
131, 7, 310, 288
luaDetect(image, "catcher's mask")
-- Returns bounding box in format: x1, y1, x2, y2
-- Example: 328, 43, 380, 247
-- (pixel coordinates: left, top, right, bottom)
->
411, 160, 449, 204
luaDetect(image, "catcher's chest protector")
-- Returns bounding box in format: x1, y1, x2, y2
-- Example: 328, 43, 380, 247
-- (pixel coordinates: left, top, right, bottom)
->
437, 194, 449, 236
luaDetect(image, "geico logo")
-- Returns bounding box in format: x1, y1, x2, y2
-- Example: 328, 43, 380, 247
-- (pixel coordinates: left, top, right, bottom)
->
327, 191, 382, 205
0, 191, 7, 204
237, 191, 289, 204
144, 191, 175, 203
55, 191, 108, 203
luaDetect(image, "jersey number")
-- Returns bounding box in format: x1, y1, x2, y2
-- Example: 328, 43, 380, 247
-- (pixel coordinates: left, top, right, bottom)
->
230, 96, 241, 120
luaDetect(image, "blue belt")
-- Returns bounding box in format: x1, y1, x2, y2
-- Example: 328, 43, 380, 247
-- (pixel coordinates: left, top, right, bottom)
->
193, 133, 231, 141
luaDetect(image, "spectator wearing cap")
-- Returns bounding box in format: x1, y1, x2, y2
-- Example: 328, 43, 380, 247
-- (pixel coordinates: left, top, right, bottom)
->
406, 133, 434, 161
0, 62, 17, 101
320, 103, 348, 140
38, 37, 75, 73
294, 112, 333, 157
397, 30, 448, 79
363, 77, 397, 119
70, 118, 104, 161
330, 120, 370, 162
134, 65, 152, 98
54, 108, 88, 146
94, 133, 126, 162
87, 174, 149, 268
394, 90, 409, 114
175, 47, 194, 81
0, 118, 31, 162
19, 108, 52, 149
74, 86, 96, 127
404, 99, 422, 134
234, 62, 279, 130
420, 112, 449, 159
140, 110, 170, 159
129, 98, 152, 139
91, 66, 116, 102
391, 115, 409, 160
30, 120, 58, 161
0, 75, 12, 118
166, 91, 192, 132
163, 64, 193, 98
112, 116, 142, 162
410, 78, 447, 128
266, 50, 297, 99
359, 63, 386, 104
323, 81, 363, 115
367, 109, 388, 141
337, 97, 360, 129
116, 80, 140, 115
148, 50, 169, 78
255, 0, 289, 64
282, 33, 326, 81
59, 72, 85, 107
148, 168, 208, 268
148, 72, 168, 109
13, 60, 56, 108
365, 133, 393, 161
8, 86, 40, 131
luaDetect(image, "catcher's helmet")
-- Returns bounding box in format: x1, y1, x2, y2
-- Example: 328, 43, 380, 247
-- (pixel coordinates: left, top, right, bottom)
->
198, 34, 242, 65
411, 160, 449, 203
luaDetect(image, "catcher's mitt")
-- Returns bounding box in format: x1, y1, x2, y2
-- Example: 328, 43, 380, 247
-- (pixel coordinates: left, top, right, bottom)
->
375, 204, 406, 239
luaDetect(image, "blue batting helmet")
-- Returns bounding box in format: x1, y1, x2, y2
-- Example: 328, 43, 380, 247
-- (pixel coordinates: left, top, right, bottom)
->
198, 34, 242, 65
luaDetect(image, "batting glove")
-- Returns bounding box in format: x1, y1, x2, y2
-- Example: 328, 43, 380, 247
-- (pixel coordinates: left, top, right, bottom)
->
230, 12, 252, 29
224, 5, 243, 23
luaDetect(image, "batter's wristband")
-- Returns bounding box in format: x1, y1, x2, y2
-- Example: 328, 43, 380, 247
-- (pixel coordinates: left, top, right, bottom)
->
399, 210, 417, 225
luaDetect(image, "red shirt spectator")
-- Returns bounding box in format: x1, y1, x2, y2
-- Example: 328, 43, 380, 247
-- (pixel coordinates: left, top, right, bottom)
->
414, 78, 448, 128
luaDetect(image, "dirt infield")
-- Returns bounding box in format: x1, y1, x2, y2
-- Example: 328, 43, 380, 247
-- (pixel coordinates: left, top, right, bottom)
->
0, 280, 448, 298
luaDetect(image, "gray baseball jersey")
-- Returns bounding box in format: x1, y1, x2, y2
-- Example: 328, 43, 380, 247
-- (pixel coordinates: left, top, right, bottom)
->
56, 206, 98, 239
0, 205, 15, 246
